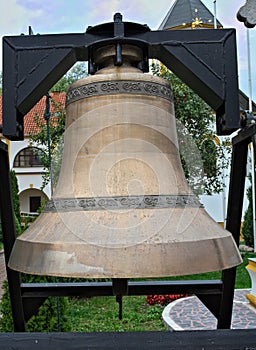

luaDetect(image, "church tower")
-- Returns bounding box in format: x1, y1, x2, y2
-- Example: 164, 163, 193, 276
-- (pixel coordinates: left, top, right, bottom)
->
159, 0, 222, 30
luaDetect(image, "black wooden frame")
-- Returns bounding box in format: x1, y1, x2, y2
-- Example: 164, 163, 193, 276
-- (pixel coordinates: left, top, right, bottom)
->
2, 16, 240, 139
1, 330, 256, 349
0, 14, 253, 334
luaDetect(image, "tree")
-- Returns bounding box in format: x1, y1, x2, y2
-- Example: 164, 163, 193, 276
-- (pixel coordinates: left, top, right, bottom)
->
152, 63, 230, 195
10, 170, 21, 223
242, 183, 254, 247
30, 98, 66, 189
51, 62, 88, 92
30, 63, 87, 189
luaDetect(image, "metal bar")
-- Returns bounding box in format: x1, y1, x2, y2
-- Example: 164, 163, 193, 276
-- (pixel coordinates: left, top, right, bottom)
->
232, 124, 256, 145
218, 131, 249, 329
20, 280, 222, 321
0, 141, 26, 331
116, 295, 123, 320
21, 280, 223, 298
22, 298, 47, 323
2, 39, 24, 140
213, 0, 217, 29
215, 28, 240, 134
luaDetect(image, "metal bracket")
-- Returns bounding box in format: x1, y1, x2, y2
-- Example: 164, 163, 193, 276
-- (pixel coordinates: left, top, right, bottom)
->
2, 14, 240, 139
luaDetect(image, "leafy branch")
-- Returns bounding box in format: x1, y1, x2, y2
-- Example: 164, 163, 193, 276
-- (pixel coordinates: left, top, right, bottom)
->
152, 63, 231, 195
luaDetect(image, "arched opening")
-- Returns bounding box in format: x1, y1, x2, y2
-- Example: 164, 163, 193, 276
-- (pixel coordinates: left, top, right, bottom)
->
13, 147, 44, 168
19, 188, 48, 216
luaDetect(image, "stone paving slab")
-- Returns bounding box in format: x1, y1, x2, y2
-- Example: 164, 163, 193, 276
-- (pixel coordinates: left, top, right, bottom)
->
163, 289, 256, 330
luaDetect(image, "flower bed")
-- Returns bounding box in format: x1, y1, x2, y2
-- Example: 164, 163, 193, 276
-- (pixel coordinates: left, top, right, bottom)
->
146, 294, 188, 306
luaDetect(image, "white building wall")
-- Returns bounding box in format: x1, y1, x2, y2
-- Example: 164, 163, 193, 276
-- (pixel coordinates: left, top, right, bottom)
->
7, 137, 51, 199
1, 136, 51, 214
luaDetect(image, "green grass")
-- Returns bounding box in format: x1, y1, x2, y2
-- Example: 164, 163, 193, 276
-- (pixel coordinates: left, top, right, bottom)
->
235, 251, 256, 288
68, 296, 166, 332
65, 251, 256, 332
161, 251, 255, 289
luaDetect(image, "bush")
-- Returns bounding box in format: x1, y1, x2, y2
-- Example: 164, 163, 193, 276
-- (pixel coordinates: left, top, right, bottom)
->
10, 170, 21, 223
0, 214, 21, 245
26, 295, 71, 332
0, 276, 71, 332
0, 281, 13, 332
242, 185, 254, 247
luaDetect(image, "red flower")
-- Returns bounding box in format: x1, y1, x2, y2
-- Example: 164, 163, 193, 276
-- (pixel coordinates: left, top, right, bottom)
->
146, 294, 188, 306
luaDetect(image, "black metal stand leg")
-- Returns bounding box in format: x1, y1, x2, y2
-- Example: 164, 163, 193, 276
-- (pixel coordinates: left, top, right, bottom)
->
116, 295, 123, 320
0, 141, 26, 331
217, 135, 249, 329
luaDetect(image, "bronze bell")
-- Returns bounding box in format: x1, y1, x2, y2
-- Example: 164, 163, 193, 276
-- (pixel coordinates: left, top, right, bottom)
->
8, 43, 242, 278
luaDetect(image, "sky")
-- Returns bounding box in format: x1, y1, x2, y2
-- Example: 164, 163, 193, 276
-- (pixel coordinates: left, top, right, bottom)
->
0, 0, 255, 102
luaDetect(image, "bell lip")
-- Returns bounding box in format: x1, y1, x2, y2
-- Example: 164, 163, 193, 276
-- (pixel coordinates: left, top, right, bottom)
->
8, 237, 242, 279
8, 261, 243, 279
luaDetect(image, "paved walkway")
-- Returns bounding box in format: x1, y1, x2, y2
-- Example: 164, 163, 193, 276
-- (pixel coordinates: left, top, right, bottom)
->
163, 289, 256, 330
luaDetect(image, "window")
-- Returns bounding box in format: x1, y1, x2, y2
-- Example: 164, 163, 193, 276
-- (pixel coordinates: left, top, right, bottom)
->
13, 147, 44, 168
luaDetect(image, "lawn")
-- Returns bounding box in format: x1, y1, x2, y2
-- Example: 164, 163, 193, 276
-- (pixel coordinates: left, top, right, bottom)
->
65, 251, 256, 332
68, 295, 166, 332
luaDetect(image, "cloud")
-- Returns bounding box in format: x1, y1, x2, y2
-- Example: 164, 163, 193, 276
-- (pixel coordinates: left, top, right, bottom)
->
0, 0, 27, 35
87, 0, 171, 29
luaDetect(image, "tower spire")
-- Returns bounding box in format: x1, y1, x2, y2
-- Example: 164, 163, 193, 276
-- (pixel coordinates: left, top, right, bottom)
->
159, 0, 222, 30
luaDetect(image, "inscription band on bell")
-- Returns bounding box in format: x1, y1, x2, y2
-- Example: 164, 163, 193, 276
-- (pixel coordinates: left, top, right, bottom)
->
66, 80, 173, 105
43, 195, 202, 212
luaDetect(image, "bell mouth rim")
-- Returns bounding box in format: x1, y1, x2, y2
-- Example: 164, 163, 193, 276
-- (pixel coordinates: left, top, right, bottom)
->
8, 235, 242, 279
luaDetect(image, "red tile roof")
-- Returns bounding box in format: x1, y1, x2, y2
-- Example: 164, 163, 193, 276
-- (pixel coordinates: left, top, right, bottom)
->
0, 92, 66, 137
